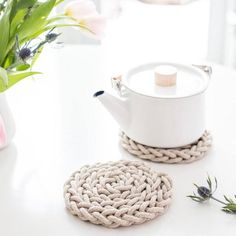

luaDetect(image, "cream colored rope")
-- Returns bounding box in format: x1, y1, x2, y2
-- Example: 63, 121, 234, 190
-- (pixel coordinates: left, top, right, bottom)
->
64, 160, 172, 228
120, 131, 212, 164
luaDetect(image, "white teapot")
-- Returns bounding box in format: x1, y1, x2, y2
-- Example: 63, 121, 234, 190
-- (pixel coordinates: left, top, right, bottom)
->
94, 62, 211, 148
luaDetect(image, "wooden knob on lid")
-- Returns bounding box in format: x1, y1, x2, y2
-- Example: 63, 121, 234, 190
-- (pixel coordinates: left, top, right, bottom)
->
155, 65, 177, 87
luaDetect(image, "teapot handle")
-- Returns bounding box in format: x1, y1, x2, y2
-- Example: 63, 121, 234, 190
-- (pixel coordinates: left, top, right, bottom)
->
192, 64, 212, 77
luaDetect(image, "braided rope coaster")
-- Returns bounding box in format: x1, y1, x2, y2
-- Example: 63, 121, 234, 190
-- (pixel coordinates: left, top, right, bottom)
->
120, 131, 212, 164
64, 160, 172, 228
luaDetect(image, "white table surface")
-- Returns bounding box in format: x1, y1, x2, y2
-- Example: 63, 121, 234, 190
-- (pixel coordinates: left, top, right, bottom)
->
0, 45, 236, 236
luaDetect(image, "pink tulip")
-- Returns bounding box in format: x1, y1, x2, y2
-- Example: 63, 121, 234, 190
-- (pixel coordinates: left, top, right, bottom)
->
65, 0, 106, 39
65, 0, 97, 18
77, 14, 106, 39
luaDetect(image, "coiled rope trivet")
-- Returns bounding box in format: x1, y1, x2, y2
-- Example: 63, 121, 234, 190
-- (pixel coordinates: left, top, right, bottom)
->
64, 160, 172, 228
120, 131, 212, 164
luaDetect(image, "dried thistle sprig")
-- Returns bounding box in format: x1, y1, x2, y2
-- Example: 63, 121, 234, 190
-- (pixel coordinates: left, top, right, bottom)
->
7, 30, 61, 71
222, 195, 236, 214
187, 175, 236, 214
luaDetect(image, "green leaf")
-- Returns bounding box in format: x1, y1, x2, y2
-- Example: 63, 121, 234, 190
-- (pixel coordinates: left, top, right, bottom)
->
3, 51, 15, 69
0, 71, 41, 92
18, 0, 56, 40
10, 9, 27, 38
10, 0, 38, 22
15, 0, 37, 9
7, 71, 41, 91
6, 0, 56, 55
8, 71, 41, 86
46, 22, 94, 34
0, 67, 8, 86
55, 0, 64, 5
16, 64, 30, 71
47, 14, 71, 24
0, 2, 11, 64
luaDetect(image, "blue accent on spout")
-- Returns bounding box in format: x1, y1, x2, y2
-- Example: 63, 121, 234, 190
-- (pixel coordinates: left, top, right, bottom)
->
93, 90, 104, 97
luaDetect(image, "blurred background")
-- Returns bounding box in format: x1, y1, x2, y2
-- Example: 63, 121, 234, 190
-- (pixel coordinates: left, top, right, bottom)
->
58, 0, 236, 70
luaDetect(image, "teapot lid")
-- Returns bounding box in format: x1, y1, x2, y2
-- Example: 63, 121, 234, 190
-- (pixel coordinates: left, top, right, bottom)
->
122, 62, 210, 98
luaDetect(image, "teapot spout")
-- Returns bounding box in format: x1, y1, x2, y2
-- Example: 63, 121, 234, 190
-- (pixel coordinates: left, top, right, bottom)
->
94, 90, 129, 130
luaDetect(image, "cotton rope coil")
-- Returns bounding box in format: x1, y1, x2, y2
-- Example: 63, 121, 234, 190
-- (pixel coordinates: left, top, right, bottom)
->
120, 131, 212, 164
64, 160, 173, 228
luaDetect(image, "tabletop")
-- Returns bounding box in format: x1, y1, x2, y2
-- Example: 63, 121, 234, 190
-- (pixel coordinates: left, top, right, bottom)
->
0, 45, 236, 236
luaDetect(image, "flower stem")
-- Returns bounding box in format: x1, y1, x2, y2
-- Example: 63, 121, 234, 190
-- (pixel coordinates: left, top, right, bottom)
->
210, 196, 227, 205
